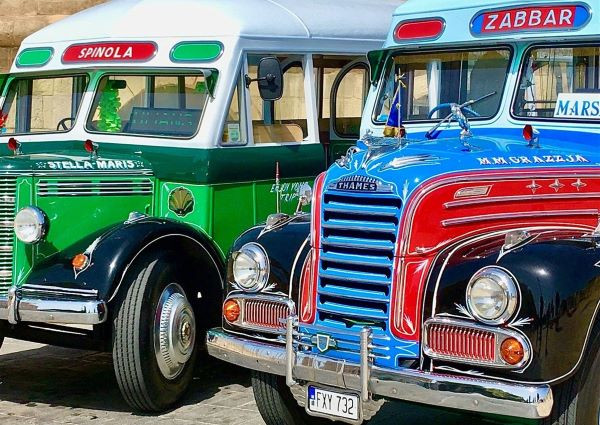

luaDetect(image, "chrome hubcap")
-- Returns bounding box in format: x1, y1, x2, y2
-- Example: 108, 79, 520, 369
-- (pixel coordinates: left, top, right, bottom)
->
154, 283, 196, 380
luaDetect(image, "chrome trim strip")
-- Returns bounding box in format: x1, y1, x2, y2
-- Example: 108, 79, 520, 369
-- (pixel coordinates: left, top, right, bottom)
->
206, 328, 553, 420
423, 317, 531, 369
445, 192, 600, 209
441, 209, 598, 227
0, 291, 106, 325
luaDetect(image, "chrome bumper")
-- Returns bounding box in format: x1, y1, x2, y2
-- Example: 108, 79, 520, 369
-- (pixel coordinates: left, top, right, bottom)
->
0, 285, 107, 325
207, 322, 553, 420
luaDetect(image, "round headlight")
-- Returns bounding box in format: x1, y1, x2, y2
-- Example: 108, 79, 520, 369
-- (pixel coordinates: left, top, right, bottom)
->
14, 206, 47, 244
232, 243, 269, 292
466, 266, 518, 325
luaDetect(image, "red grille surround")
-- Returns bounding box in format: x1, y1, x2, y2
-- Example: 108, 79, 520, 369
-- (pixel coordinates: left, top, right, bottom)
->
243, 299, 292, 331
427, 323, 496, 363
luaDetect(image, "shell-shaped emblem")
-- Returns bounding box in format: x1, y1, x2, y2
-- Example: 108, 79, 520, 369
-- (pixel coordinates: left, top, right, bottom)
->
169, 187, 194, 217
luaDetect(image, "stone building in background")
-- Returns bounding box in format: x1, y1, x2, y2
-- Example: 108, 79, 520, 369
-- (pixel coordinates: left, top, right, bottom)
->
0, 0, 106, 72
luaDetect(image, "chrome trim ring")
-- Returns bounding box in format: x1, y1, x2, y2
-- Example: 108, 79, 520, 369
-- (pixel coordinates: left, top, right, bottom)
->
154, 283, 196, 380
423, 317, 532, 369
231, 242, 270, 292
13, 206, 47, 244
466, 266, 519, 325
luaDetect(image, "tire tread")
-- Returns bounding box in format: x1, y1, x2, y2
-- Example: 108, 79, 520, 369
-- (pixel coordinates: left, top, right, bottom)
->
113, 260, 158, 411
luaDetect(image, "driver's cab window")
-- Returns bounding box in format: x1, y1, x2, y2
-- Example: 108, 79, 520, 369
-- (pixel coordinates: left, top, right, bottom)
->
248, 54, 308, 144
1, 75, 88, 134
374, 49, 511, 123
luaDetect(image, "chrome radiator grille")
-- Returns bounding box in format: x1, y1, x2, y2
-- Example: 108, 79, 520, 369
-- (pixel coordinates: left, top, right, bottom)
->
0, 177, 16, 294
318, 192, 401, 330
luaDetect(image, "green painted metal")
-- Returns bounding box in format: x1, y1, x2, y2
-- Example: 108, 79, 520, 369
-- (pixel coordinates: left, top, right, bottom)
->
0, 140, 323, 290
16, 48, 54, 68
170, 42, 223, 63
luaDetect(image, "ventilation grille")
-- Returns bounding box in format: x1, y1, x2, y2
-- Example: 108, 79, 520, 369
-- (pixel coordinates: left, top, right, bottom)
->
37, 179, 153, 197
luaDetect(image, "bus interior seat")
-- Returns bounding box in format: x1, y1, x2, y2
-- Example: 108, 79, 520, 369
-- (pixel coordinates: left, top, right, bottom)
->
253, 123, 304, 143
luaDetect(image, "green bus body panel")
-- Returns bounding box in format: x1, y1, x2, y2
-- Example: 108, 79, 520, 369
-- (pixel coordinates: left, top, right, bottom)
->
4, 140, 324, 288
0, 141, 325, 184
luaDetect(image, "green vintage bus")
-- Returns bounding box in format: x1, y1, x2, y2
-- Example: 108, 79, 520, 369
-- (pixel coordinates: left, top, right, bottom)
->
0, 0, 397, 412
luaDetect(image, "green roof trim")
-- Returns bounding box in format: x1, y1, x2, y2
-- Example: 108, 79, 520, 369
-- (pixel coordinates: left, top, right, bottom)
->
170, 42, 223, 63
16, 48, 54, 68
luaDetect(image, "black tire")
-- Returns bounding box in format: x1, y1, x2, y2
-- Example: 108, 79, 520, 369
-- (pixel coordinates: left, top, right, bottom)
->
0, 335, 4, 351
543, 322, 600, 425
252, 371, 333, 425
113, 251, 197, 412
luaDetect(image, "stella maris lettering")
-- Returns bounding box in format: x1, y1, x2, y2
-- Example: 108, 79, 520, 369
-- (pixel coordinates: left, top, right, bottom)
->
477, 155, 590, 166
78, 46, 134, 60
47, 160, 139, 170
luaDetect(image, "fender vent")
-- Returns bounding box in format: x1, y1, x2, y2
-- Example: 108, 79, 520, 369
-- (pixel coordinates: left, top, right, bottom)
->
37, 179, 153, 197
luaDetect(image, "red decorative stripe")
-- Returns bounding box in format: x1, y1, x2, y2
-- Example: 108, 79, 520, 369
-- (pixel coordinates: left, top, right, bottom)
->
300, 172, 326, 324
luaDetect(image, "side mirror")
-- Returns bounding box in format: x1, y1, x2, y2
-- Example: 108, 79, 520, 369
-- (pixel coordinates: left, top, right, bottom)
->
245, 57, 283, 101
295, 183, 313, 214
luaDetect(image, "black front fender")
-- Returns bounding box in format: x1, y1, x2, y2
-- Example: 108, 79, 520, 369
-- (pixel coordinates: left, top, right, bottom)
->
224, 214, 311, 327
25, 217, 225, 305
427, 229, 600, 384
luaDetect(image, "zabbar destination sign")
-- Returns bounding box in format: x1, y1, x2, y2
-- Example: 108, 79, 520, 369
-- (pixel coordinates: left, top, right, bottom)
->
470, 4, 591, 35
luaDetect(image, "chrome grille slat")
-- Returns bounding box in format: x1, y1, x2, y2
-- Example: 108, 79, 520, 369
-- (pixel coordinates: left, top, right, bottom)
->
311, 187, 402, 367
0, 176, 15, 294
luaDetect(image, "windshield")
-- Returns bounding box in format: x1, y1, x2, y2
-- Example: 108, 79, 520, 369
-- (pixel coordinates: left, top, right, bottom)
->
87, 74, 208, 138
1, 75, 88, 135
374, 48, 511, 124
514, 45, 600, 121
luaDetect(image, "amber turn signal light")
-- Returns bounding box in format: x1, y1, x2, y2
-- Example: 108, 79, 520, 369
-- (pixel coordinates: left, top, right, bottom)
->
500, 337, 525, 365
223, 299, 240, 323
72, 253, 89, 270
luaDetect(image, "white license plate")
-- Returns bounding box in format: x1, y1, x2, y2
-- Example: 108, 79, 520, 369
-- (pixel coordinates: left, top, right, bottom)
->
307, 386, 359, 421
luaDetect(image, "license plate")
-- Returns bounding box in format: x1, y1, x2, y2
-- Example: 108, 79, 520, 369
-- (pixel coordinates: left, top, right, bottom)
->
307, 386, 359, 421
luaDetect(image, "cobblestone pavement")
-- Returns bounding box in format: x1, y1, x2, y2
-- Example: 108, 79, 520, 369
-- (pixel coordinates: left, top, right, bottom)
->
0, 339, 529, 425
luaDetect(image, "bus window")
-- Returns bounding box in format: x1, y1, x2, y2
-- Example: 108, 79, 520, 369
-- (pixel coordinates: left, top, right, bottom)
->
248, 54, 307, 144
87, 74, 208, 138
221, 79, 246, 145
314, 56, 368, 142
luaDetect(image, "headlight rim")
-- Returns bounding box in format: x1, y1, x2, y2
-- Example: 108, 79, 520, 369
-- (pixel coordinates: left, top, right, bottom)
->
14, 206, 47, 244
466, 266, 519, 326
232, 242, 270, 292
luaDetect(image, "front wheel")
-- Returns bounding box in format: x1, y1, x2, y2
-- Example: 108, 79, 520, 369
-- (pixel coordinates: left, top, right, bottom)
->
113, 252, 197, 412
543, 321, 600, 425
252, 371, 333, 425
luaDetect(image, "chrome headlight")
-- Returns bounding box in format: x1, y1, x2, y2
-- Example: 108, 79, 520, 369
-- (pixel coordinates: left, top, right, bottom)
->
466, 266, 518, 325
14, 206, 47, 244
232, 243, 269, 292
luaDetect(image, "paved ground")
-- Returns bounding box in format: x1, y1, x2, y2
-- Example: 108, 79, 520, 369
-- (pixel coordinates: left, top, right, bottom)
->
0, 339, 533, 425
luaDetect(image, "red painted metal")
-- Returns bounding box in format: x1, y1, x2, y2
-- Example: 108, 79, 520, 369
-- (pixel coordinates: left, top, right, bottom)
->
300, 172, 326, 324
391, 168, 600, 341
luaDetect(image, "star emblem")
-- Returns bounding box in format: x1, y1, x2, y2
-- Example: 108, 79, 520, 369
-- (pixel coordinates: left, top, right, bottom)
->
549, 179, 564, 192
526, 180, 541, 194
571, 179, 587, 191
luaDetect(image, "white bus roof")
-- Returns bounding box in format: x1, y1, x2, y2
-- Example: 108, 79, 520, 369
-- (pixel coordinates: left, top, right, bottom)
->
14, 0, 399, 72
